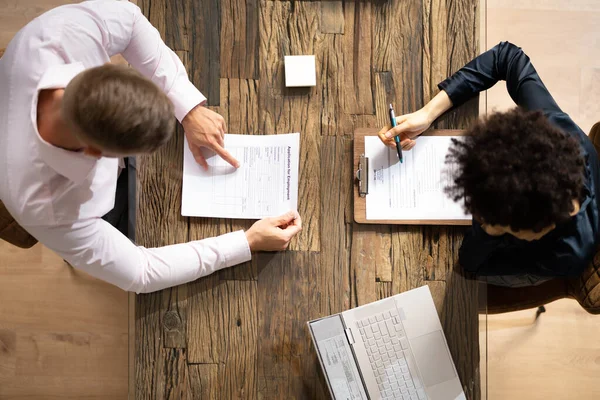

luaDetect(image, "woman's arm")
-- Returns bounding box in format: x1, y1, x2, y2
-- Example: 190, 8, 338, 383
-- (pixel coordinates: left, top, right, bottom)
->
380, 41, 563, 145
439, 41, 562, 113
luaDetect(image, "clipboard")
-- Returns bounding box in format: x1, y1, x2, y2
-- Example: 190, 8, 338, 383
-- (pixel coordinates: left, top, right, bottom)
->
353, 128, 472, 225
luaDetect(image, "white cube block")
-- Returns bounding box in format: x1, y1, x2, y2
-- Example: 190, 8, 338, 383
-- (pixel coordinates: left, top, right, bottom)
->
284, 55, 316, 87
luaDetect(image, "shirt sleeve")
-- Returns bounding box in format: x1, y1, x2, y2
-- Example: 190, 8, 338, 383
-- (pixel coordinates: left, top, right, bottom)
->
59, 0, 205, 121
438, 41, 562, 114
23, 219, 251, 293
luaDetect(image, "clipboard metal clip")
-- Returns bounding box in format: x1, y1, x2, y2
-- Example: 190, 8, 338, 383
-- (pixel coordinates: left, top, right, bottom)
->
356, 154, 369, 197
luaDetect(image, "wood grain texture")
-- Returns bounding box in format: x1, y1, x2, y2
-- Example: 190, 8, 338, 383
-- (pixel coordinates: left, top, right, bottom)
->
350, 224, 380, 307
320, 1, 344, 34
189, 364, 219, 400
319, 34, 353, 136
162, 348, 190, 399
320, 136, 353, 313
221, 0, 259, 79
190, 0, 221, 105
136, 291, 165, 398
373, 0, 423, 115
219, 280, 258, 399
187, 275, 222, 364
343, 1, 374, 115
162, 285, 188, 349
256, 251, 327, 400
136, 0, 482, 398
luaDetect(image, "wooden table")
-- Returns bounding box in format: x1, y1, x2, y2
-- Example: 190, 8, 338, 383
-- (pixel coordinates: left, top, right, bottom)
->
135, 0, 482, 398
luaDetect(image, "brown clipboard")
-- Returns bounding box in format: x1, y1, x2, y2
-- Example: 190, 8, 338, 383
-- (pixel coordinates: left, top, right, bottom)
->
353, 128, 472, 225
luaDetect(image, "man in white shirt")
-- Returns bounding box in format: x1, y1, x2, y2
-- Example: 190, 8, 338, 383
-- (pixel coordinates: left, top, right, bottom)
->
0, 0, 302, 293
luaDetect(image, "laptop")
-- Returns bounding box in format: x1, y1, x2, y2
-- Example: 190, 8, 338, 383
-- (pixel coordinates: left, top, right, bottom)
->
307, 285, 466, 400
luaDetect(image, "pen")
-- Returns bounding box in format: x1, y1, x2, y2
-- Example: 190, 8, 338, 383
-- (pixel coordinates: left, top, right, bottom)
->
388, 104, 403, 163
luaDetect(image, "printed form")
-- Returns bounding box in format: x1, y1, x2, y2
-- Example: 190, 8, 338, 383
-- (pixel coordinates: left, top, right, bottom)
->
182, 133, 299, 219
364, 136, 471, 221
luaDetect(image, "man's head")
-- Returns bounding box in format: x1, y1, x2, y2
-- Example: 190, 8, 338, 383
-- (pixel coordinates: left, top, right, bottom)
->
446, 107, 585, 241
62, 64, 175, 157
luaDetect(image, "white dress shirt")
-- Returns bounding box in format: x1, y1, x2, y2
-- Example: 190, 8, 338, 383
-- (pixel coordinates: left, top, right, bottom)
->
0, 0, 251, 293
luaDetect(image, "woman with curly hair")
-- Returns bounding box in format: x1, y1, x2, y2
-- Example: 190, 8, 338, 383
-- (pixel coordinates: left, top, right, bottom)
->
378, 41, 600, 287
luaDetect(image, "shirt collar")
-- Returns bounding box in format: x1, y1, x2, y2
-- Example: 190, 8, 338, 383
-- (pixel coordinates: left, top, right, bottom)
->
34, 62, 97, 185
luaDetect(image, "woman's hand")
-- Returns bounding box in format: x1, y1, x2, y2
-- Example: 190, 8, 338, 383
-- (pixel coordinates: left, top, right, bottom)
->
377, 108, 432, 150
377, 90, 453, 150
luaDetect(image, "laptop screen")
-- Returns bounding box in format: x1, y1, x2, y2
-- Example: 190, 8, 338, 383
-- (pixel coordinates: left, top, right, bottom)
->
309, 315, 367, 400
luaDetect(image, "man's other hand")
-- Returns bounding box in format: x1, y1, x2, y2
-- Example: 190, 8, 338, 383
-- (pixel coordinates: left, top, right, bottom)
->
245, 211, 302, 252
182, 105, 240, 169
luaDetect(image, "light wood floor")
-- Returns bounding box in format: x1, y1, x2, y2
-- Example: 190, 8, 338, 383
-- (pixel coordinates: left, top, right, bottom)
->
483, 0, 600, 398
0, 242, 129, 399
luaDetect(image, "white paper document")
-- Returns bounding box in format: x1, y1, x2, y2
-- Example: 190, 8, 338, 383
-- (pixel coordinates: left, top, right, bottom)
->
364, 136, 471, 221
182, 133, 300, 219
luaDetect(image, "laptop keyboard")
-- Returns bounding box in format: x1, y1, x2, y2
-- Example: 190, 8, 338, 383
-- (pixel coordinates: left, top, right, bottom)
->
356, 310, 427, 400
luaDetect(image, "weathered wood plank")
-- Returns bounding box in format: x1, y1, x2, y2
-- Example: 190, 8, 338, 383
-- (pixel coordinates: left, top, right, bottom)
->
390, 226, 426, 294
258, 0, 321, 252
256, 251, 326, 400
189, 0, 221, 106
163, 349, 190, 399
424, 280, 447, 320
162, 284, 188, 349
343, 1, 374, 115
422, 226, 467, 281
219, 280, 258, 399
224, 78, 260, 135
135, 291, 164, 399
286, 252, 324, 399
221, 0, 259, 79
165, 0, 190, 51
256, 253, 292, 399
350, 224, 379, 307
377, 281, 393, 300
189, 364, 219, 400
186, 275, 222, 364
319, 34, 353, 136
320, 1, 344, 34
422, 0, 448, 104
445, 0, 480, 128
373, 0, 423, 113
320, 136, 352, 312
374, 71, 397, 128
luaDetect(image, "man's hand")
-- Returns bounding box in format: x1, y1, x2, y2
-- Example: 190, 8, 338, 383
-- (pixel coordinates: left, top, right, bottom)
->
182, 105, 240, 169
377, 108, 432, 150
245, 211, 302, 252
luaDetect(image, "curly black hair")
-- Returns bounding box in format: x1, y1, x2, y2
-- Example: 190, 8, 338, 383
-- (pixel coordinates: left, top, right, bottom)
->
445, 107, 585, 233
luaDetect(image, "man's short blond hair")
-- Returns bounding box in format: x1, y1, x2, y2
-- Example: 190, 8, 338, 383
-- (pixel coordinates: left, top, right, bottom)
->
62, 64, 175, 154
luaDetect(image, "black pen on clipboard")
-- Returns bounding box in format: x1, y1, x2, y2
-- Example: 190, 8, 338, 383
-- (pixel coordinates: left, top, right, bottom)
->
388, 104, 403, 163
